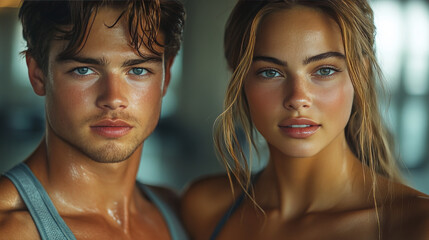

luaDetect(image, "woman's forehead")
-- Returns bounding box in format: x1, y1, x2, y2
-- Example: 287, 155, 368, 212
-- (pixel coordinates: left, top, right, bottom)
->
254, 6, 344, 61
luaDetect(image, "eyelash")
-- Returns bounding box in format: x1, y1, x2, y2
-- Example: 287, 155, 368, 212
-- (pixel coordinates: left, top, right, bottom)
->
69, 67, 96, 78
256, 65, 341, 79
68, 67, 153, 78
257, 68, 283, 79
128, 67, 152, 76
313, 66, 341, 78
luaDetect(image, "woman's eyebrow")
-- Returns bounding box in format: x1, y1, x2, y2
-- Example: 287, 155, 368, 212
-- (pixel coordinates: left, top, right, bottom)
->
253, 56, 287, 67
253, 52, 345, 67
303, 51, 345, 65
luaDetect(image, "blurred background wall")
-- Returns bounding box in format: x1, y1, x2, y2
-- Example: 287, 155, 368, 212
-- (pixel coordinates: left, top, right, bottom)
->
0, 0, 428, 193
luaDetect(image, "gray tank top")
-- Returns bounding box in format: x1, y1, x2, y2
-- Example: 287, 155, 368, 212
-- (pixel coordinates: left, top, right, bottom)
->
4, 163, 188, 240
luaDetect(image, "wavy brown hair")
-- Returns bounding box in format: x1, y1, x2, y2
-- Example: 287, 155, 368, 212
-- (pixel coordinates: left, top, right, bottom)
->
19, 0, 185, 74
215, 0, 403, 234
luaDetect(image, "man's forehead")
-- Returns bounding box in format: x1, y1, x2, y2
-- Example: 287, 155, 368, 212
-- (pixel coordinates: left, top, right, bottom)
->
49, 6, 166, 62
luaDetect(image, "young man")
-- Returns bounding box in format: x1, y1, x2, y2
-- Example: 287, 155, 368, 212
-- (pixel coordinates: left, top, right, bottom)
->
0, 1, 187, 239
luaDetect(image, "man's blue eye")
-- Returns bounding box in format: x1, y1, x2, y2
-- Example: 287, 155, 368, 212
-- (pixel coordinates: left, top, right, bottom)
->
260, 69, 281, 78
316, 68, 336, 76
73, 67, 93, 75
129, 68, 148, 75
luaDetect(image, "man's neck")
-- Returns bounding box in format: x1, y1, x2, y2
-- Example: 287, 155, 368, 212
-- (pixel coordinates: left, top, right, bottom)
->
25, 134, 144, 225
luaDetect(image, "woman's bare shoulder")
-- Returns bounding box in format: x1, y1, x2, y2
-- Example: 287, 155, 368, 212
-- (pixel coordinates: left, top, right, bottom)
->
180, 174, 239, 240
383, 184, 429, 239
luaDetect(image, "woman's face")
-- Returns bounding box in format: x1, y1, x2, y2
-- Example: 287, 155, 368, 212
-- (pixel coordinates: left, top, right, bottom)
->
244, 6, 354, 158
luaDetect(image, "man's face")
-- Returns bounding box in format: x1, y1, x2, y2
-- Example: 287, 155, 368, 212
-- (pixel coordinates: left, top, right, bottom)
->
38, 7, 171, 163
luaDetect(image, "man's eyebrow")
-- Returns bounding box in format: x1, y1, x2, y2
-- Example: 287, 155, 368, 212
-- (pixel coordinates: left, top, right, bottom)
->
55, 55, 162, 67
122, 56, 162, 68
303, 51, 345, 65
253, 56, 287, 67
55, 56, 108, 65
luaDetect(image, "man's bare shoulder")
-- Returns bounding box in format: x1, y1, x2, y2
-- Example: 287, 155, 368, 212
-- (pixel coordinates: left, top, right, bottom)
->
181, 174, 239, 239
0, 176, 23, 211
0, 176, 39, 239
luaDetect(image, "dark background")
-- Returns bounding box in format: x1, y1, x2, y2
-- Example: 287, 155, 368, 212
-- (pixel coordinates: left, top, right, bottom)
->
0, 0, 428, 193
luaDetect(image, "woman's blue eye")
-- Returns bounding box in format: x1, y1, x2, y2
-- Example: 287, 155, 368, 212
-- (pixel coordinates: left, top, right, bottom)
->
316, 68, 336, 76
73, 67, 94, 75
260, 69, 281, 78
129, 68, 148, 76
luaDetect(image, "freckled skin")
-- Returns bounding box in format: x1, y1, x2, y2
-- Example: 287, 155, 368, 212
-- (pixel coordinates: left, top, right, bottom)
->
181, 6, 429, 240
0, 7, 175, 240
245, 7, 354, 158
45, 9, 165, 163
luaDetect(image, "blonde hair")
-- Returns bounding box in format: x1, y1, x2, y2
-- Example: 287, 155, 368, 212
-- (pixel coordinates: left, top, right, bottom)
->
215, 0, 403, 235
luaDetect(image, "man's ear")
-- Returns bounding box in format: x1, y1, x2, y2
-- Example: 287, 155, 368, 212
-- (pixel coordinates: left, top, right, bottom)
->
163, 56, 175, 97
26, 54, 46, 96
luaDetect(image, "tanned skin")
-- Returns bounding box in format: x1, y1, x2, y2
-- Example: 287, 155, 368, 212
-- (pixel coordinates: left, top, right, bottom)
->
181, 6, 429, 240
0, 7, 176, 239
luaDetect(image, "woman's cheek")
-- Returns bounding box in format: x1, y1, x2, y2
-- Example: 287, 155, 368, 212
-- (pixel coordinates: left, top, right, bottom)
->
315, 79, 354, 123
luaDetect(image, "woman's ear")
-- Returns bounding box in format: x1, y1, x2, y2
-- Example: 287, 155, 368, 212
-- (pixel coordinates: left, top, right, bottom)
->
26, 54, 46, 96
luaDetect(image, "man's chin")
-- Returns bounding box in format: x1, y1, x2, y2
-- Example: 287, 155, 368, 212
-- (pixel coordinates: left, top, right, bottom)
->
80, 142, 142, 163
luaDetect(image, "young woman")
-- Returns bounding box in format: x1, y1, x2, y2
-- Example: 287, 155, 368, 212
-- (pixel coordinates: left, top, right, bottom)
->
181, 0, 429, 239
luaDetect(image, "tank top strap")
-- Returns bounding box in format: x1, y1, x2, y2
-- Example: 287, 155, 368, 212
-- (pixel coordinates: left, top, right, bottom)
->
4, 163, 76, 240
209, 171, 262, 240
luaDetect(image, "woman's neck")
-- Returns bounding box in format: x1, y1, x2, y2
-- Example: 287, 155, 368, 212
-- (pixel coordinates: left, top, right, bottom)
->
255, 133, 372, 220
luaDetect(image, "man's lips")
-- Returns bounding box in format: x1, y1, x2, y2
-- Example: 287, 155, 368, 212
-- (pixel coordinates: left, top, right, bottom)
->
90, 119, 133, 138
91, 119, 132, 127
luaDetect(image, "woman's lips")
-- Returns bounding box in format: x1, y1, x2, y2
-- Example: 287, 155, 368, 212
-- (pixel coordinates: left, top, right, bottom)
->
90, 119, 133, 138
279, 118, 321, 139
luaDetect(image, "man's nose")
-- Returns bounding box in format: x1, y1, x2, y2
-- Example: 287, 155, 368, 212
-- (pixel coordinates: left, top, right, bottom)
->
95, 74, 129, 111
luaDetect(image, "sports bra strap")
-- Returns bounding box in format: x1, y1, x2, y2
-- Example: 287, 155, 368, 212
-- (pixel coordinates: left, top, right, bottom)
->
209, 171, 262, 240
210, 191, 246, 240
